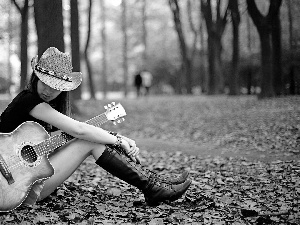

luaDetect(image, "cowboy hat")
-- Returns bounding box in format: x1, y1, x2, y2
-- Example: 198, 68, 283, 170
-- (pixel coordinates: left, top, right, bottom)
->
31, 47, 82, 91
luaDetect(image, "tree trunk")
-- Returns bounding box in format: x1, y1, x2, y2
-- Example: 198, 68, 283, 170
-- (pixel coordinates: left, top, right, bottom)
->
70, 0, 82, 101
246, 0, 282, 99
211, 35, 224, 94
228, 0, 240, 95
34, 0, 65, 56
287, 0, 293, 52
201, 0, 228, 95
121, 0, 128, 97
287, 0, 295, 95
259, 29, 274, 98
272, 13, 282, 95
12, 0, 29, 91
207, 34, 215, 94
20, 1, 29, 91
141, 0, 147, 66
84, 0, 95, 99
169, 0, 193, 94
100, 0, 107, 99
199, 2, 207, 93
187, 0, 198, 64
246, 11, 252, 95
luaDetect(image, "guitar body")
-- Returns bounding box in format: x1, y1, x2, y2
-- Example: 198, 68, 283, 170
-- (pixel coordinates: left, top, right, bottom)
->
0, 102, 127, 212
0, 122, 54, 212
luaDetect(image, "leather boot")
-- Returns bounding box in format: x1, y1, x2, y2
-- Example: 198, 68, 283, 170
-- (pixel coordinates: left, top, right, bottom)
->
106, 132, 189, 184
96, 145, 191, 206
106, 144, 189, 185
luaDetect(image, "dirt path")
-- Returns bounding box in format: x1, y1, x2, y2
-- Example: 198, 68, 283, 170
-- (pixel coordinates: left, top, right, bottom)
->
136, 138, 298, 163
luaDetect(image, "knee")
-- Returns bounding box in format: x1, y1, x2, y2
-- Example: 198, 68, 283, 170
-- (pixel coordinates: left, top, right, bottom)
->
91, 143, 106, 159
65, 139, 105, 156
92, 143, 106, 151
77, 139, 105, 152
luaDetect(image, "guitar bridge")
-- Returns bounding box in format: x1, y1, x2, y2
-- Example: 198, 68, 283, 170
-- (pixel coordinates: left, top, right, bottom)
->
0, 154, 14, 185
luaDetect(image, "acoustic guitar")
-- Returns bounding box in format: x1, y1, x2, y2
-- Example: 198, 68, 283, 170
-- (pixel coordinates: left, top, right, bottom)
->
0, 102, 126, 212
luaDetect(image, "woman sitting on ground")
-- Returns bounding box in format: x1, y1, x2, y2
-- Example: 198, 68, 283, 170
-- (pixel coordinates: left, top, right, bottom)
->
0, 47, 191, 208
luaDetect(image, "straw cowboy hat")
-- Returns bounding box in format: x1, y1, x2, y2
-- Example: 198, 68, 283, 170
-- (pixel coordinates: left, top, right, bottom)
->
31, 47, 82, 91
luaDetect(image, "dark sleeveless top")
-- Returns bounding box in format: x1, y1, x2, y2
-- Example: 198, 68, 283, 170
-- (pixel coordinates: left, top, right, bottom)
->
0, 90, 55, 133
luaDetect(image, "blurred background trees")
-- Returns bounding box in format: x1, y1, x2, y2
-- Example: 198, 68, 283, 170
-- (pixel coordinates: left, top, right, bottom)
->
0, 0, 300, 99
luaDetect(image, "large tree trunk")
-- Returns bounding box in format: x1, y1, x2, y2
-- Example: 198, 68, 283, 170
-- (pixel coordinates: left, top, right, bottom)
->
20, 1, 29, 91
246, 0, 282, 99
121, 0, 128, 97
228, 0, 240, 95
169, 0, 193, 94
84, 0, 95, 99
198, 2, 207, 93
287, 0, 295, 95
259, 29, 274, 98
210, 34, 224, 94
187, 0, 198, 69
246, 12, 253, 95
272, 13, 282, 95
12, 0, 29, 91
169, 0, 192, 94
201, 0, 228, 95
34, 0, 65, 56
70, 0, 82, 101
100, 0, 107, 99
207, 34, 216, 94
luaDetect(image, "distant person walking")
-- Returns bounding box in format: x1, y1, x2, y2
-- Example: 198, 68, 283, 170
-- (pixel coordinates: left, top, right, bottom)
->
141, 70, 153, 96
134, 72, 143, 97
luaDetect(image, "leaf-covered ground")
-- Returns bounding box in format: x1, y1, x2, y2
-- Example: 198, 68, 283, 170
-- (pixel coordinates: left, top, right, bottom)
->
0, 95, 299, 224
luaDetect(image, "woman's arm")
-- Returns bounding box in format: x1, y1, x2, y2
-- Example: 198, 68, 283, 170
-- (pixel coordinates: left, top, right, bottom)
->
29, 102, 124, 146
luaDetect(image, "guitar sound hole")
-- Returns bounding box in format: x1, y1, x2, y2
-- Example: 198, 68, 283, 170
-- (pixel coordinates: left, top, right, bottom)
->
21, 145, 38, 164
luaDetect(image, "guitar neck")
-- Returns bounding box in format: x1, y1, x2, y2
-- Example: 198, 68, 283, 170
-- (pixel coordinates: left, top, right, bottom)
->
34, 112, 108, 157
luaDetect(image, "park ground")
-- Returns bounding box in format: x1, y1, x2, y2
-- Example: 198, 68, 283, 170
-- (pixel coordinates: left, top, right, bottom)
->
0, 95, 299, 224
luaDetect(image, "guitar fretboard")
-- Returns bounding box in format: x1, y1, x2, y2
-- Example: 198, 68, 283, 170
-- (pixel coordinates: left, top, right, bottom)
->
34, 112, 108, 156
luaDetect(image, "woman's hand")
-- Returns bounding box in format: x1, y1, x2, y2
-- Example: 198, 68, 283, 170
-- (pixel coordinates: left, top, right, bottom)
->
120, 136, 140, 163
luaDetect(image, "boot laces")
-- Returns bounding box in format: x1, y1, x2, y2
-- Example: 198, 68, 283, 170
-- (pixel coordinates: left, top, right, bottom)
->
148, 175, 178, 193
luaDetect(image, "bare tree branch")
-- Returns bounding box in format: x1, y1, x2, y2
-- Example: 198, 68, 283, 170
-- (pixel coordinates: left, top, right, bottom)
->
11, 0, 21, 13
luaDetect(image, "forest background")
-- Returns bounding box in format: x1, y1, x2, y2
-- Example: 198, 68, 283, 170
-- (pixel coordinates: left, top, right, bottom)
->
0, 0, 299, 100
0, 1, 300, 224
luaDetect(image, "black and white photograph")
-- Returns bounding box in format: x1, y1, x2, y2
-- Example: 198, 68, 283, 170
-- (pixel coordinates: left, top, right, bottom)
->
0, 0, 299, 224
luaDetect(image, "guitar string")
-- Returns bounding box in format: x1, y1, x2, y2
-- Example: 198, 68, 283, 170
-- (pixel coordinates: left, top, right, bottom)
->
6, 118, 102, 168
9, 120, 103, 169
6, 113, 110, 170
36, 114, 108, 156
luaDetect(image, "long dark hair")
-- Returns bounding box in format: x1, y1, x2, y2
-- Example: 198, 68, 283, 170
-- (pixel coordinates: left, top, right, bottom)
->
26, 72, 71, 116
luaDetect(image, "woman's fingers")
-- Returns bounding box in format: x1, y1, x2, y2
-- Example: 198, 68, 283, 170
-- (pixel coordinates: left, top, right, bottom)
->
127, 147, 141, 164
127, 146, 139, 156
